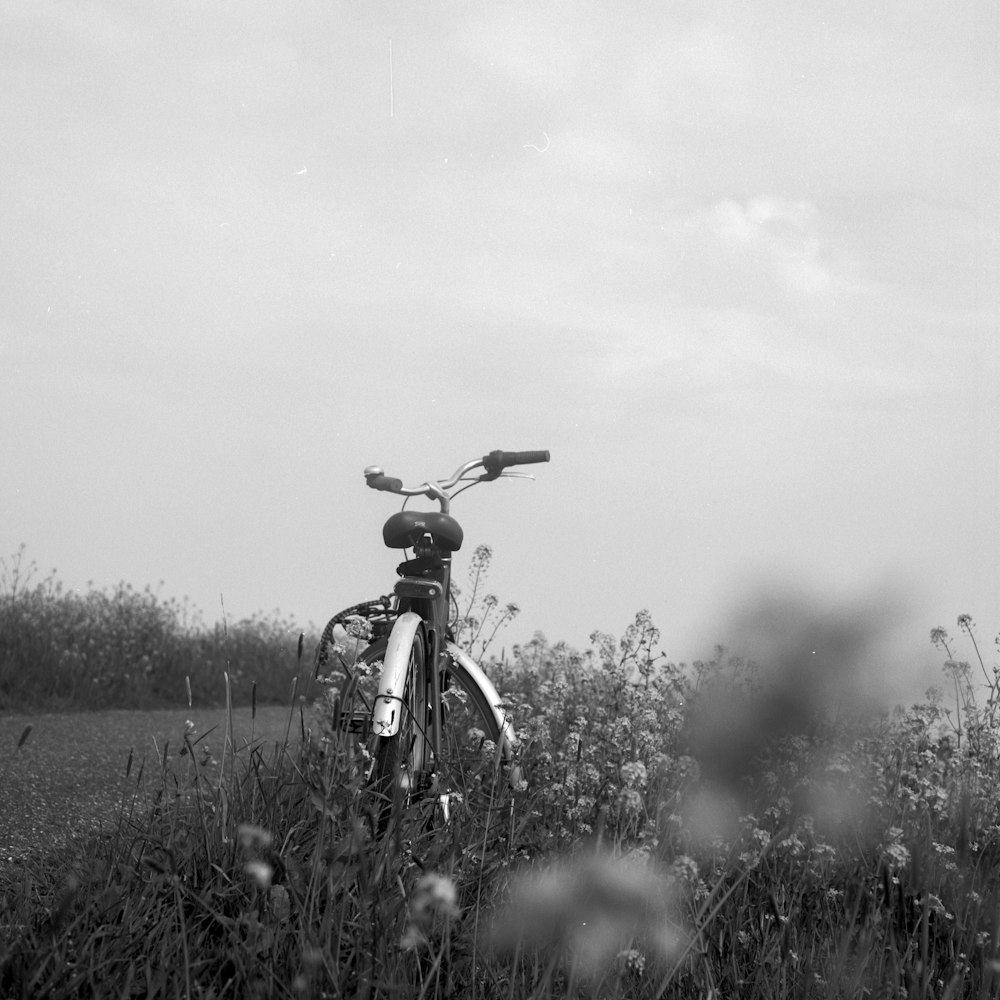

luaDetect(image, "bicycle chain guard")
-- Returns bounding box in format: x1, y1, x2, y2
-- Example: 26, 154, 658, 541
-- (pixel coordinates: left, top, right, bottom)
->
315, 595, 396, 677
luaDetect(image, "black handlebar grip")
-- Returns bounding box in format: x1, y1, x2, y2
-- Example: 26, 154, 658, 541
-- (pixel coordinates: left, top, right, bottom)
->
504, 449, 550, 466
483, 449, 551, 474
366, 474, 403, 492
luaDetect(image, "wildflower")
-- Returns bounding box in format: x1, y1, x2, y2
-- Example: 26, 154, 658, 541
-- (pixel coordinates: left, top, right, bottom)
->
825, 753, 853, 775
238, 824, 273, 851
400, 873, 460, 950
245, 861, 274, 889
882, 828, 910, 869
491, 854, 681, 977
443, 685, 468, 707
668, 856, 700, 887
269, 884, 290, 921
651, 753, 673, 775
617, 948, 646, 974
617, 788, 643, 814
353, 659, 373, 677
944, 660, 971, 680
343, 615, 373, 640
318, 669, 347, 687
778, 833, 805, 856
620, 760, 648, 789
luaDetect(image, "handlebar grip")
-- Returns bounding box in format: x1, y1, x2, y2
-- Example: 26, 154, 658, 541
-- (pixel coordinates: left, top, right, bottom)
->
366, 474, 403, 493
483, 449, 551, 474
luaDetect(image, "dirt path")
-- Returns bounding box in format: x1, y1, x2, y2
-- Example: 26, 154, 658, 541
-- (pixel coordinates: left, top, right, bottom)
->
0, 704, 315, 863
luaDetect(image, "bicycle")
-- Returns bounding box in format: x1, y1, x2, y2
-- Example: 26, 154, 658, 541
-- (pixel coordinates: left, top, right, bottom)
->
316, 448, 550, 826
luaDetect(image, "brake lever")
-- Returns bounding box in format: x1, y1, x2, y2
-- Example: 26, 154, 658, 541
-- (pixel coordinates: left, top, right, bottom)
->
454, 471, 535, 489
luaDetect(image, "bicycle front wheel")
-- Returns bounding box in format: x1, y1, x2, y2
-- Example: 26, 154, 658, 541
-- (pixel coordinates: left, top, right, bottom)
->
358, 629, 517, 831
433, 644, 516, 812
366, 626, 428, 816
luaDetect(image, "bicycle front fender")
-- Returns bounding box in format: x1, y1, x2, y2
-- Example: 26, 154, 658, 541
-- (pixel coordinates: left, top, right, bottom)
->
371, 611, 423, 738
444, 642, 519, 760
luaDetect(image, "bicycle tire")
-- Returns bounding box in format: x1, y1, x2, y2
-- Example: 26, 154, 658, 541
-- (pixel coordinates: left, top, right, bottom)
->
436, 661, 507, 795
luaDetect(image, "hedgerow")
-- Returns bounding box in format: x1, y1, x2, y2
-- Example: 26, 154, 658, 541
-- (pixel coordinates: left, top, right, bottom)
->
0, 546, 314, 710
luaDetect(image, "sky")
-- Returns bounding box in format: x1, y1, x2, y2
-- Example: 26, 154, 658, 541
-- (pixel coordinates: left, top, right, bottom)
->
2, 1, 998, 705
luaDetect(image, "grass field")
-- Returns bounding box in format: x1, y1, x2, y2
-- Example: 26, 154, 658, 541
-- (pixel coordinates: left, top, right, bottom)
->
0, 705, 308, 863
1, 551, 999, 997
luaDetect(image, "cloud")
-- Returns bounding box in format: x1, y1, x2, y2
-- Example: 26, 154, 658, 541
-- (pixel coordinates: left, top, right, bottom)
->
711, 197, 832, 296
712, 197, 816, 244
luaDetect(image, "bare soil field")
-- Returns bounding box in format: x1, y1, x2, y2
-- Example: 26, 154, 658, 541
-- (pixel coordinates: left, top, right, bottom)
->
0, 704, 312, 863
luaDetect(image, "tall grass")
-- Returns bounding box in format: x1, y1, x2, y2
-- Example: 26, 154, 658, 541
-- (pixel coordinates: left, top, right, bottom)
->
0, 676, 522, 999
0, 546, 317, 711
2, 552, 1000, 996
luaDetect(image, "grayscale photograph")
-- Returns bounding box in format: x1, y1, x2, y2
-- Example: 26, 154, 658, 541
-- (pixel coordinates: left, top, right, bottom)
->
1, 2, 997, 996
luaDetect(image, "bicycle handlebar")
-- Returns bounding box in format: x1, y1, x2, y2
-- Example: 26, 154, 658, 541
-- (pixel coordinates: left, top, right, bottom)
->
363, 449, 550, 505
366, 474, 404, 493
482, 449, 550, 477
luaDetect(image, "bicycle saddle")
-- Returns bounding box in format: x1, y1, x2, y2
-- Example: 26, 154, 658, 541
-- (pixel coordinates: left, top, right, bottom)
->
382, 510, 464, 551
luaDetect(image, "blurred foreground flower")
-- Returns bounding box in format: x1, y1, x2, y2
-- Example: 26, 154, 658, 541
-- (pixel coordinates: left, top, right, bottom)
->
268, 884, 290, 921
238, 823, 273, 851
245, 860, 274, 889
491, 854, 682, 977
400, 873, 460, 950
686, 586, 900, 790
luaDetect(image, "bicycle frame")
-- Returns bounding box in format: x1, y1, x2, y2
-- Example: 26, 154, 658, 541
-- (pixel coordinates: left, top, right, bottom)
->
371, 541, 520, 773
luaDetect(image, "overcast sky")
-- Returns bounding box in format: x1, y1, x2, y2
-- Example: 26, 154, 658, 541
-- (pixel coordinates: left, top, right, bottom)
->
3, 1, 997, 700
